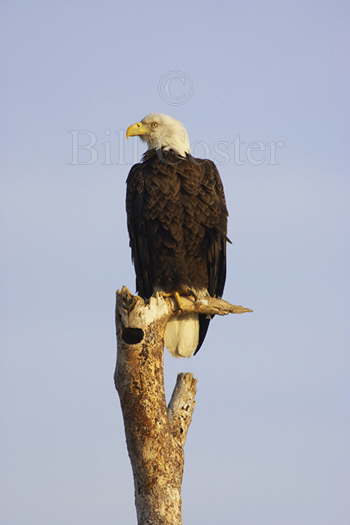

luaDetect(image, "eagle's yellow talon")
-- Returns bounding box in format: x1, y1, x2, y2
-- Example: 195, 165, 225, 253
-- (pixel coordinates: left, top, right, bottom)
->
157, 290, 189, 312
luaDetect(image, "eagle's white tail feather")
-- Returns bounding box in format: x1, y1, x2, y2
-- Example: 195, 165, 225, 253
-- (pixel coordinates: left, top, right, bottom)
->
164, 313, 199, 358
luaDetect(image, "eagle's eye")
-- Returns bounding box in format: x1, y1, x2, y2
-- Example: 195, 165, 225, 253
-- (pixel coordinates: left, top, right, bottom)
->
151, 122, 158, 129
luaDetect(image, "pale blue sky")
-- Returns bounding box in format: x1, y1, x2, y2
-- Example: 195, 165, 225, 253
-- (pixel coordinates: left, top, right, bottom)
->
2, 1, 349, 524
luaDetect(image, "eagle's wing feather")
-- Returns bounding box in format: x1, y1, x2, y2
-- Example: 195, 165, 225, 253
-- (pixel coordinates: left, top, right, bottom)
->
126, 164, 153, 298
200, 159, 228, 298
194, 158, 228, 353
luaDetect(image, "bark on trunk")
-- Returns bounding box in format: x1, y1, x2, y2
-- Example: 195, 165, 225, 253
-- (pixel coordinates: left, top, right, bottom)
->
114, 287, 251, 525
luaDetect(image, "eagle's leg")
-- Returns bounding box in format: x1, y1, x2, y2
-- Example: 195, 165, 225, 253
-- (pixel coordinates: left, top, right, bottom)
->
178, 285, 198, 302
173, 291, 190, 312
157, 290, 194, 312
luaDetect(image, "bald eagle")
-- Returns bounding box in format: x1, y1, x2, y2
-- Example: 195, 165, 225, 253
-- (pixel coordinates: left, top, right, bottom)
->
126, 113, 228, 357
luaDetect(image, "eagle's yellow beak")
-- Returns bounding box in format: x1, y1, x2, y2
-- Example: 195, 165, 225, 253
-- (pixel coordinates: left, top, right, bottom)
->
126, 121, 149, 138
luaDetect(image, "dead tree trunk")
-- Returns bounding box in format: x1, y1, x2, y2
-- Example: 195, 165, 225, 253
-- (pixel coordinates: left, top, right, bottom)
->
114, 287, 251, 525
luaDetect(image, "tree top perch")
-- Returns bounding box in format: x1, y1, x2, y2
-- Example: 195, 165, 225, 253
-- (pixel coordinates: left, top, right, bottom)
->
117, 286, 252, 330
114, 287, 252, 524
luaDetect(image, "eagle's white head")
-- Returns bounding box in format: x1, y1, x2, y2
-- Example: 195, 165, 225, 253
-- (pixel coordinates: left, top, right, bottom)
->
126, 113, 191, 157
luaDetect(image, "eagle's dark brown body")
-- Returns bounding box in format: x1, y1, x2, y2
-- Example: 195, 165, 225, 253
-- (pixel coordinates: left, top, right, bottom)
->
126, 148, 228, 353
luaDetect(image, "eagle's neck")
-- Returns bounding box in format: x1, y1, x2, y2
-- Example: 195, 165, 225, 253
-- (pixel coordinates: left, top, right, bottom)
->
144, 129, 190, 158
142, 148, 190, 163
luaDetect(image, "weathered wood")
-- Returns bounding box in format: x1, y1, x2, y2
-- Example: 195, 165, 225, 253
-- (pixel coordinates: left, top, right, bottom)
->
114, 287, 252, 524
168, 373, 197, 447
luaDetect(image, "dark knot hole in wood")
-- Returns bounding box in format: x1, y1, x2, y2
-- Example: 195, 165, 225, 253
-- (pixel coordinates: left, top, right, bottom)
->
122, 327, 144, 344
